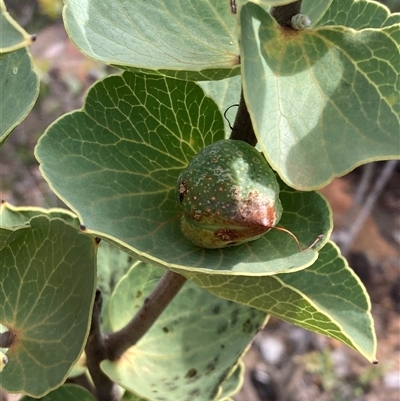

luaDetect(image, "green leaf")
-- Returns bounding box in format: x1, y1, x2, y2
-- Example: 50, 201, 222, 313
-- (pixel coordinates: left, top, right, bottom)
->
63, 0, 240, 81
121, 391, 149, 401
184, 241, 376, 362
96, 240, 137, 332
240, 2, 400, 190
250, 0, 334, 28
20, 384, 97, 401
251, 0, 298, 6
36, 71, 332, 277
302, 0, 334, 27
199, 75, 242, 134
0, 0, 36, 52
318, 0, 399, 29
0, 215, 97, 396
0, 225, 28, 251
0, 48, 39, 146
217, 361, 244, 400
0, 201, 79, 228
101, 262, 267, 401
0, 203, 136, 371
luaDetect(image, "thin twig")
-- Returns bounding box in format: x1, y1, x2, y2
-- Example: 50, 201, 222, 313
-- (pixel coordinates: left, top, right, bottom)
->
105, 270, 187, 361
85, 289, 120, 401
340, 161, 398, 256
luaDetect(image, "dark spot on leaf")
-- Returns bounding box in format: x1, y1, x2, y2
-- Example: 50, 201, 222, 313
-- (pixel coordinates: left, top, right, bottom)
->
162, 327, 169, 333
221, 344, 225, 349
212, 304, 221, 314
136, 290, 142, 298
94, 237, 101, 244
189, 388, 201, 396
206, 362, 216, 374
217, 322, 228, 334
79, 224, 86, 231
185, 368, 197, 379
231, 308, 240, 326
167, 384, 178, 391
242, 318, 253, 333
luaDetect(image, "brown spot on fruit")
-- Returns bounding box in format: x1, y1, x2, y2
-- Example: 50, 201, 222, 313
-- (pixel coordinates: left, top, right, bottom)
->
216, 229, 239, 241
179, 181, 188, 203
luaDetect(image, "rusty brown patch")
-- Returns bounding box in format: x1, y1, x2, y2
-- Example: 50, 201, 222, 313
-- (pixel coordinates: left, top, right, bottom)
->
215, 229, 240, 242
236, 190, 277, 228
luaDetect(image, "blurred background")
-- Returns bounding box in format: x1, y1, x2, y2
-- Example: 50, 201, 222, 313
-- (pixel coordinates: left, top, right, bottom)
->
1, 1, 399, 400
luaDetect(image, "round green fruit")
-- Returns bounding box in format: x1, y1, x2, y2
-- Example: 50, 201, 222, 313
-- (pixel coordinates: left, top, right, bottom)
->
176, 139, 283, 249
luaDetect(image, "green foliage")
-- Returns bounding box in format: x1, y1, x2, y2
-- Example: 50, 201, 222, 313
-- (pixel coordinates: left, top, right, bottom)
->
0, 48, 39, 146
102, 263, 264, 401
20, 384, 97, 401
240, 0, 399, 189
1, 0, 399, 399
35, 72, 331, 275
0, 204, 97, 396
0, 0, 35, 52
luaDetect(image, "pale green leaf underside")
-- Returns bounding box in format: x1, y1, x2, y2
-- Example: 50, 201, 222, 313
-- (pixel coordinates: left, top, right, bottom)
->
36, 72, 332, 276
199, 75, 242, 134
19, 384, 97, 401
0, 48, 39, 147
97, 240, 137, 333
63, 0, 240, 81
251, 0, 297, 6
121, 392, 149, 401
0, 215, 97, 396
241, 2, 400, 190
0, 0, 35, 52
217, 361, 244, 400
184, 241, 376, 362
102, 263, 266, 401
0, 201, 78, 228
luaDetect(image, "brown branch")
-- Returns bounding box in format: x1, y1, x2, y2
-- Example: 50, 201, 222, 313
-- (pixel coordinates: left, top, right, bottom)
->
105, 270, 187, 361
229, 90, 257, 146
85, 289, 120, 401
270, 0, 303, 28
0, 330, 15, 348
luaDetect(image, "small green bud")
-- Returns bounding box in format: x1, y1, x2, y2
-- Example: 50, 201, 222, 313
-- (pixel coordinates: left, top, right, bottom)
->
176, 140, 282, 249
